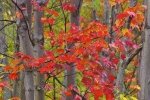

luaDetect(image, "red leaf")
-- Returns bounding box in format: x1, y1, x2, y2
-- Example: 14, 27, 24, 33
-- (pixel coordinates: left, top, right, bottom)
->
82, 77, 92, 86
116, 12, 129, 19
121, 54, 126, 60
39, 62, 55, 73
0, 81, 7, 88
112, 58, 119, 65
64, 90, 72, 96
9, 73, 18, 80
91, 89, 103, 99
106, 93, 114, 100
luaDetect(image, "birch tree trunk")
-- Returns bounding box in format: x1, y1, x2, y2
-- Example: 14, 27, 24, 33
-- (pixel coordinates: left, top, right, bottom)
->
16, 0, 34, 100
0, 5, 11, 100
33, 1, 45, 100
139, 0, 150, 99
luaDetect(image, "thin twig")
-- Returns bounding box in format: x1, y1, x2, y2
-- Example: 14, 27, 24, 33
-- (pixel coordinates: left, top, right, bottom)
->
54, 76, 86, 99
0, 52, 15, 59
0, 20, 16, 23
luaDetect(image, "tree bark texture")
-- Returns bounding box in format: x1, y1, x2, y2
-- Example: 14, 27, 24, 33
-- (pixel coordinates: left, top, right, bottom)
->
33, 1, 45, 100
139, 0, 150, 99
16, 0, 34, 100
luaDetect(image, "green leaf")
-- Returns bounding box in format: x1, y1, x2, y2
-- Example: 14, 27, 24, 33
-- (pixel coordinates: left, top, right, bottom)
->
93, 0, 100, 10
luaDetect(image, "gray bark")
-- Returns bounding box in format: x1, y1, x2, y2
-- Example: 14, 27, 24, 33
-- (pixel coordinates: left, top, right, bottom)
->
16, 0, 34, 100
33, 1, 45, 100
13, 72, 25, 100
104, 0, 110, 25
139, 0, 150, 99
70, 0, 82, 26
130, 0, 137, 7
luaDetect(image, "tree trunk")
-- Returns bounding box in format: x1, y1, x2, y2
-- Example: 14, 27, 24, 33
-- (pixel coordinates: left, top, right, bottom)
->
16, 0, 34, 100
33, 1, 45, 100
139, 0, 150, 99
65, 0, 82, 100
104, 0, 110, 25
0, 5, 11, 100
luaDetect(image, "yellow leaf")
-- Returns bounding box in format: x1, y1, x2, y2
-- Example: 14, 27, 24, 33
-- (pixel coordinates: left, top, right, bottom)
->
120, 94, 128, 100
109, 0, 116, 6
0, 64, 5, 67
0, 55, 5, 59
130, 96, 138, 100
122, 28, 134, 38
130, 85, 141, 90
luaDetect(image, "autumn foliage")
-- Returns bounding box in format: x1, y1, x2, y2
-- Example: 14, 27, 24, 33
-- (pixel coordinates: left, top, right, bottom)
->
0, 0, 146, 100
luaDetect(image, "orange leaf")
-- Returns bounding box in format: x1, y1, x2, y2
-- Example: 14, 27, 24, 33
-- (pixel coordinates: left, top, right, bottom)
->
9, 73, 18, 80
16, 11, 23, 19
65, 90, 72, 96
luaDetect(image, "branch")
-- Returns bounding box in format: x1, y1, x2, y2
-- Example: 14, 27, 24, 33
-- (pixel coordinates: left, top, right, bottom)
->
122, 45, 142, 68
116, 45, 142, 93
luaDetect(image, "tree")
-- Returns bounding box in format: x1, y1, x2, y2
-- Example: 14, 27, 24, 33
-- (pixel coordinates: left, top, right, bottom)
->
14, 0, 34, 100
139, 0, 150, 99
0, 3, 11, 100
33, 0, 45, 100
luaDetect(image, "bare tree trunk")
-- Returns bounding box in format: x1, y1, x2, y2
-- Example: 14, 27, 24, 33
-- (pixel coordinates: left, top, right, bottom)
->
139, 0, 150, 99
0, 5, 11, 100
13, 9, 25, 100
33, 1, 45, 100
16, 0, 34, 100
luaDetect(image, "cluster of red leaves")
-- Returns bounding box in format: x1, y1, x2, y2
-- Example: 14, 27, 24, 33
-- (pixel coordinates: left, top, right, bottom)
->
62, 3, 76, 12
41, 17, 55, 25
115, 3, 145, 29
